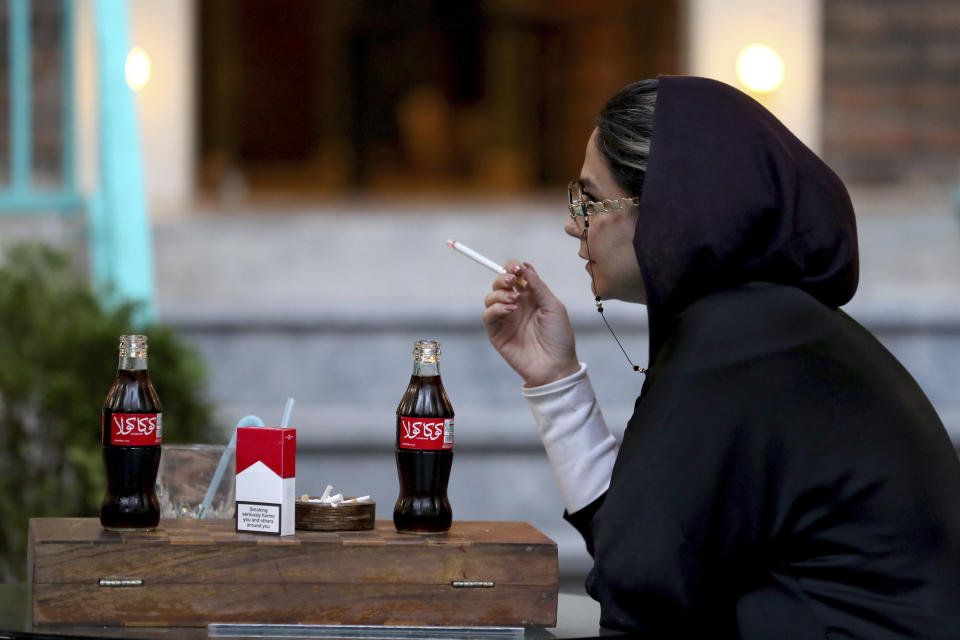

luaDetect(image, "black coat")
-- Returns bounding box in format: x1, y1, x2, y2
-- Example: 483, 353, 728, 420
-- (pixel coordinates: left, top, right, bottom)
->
567, 283, 960, 638
568, 76, 960, 637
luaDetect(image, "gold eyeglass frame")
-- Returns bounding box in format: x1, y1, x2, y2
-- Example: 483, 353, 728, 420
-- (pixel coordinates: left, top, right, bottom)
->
567, 181, 640, 219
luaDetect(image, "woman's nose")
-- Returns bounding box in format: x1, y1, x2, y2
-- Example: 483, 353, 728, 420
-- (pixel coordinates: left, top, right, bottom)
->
563, 215, 581, 238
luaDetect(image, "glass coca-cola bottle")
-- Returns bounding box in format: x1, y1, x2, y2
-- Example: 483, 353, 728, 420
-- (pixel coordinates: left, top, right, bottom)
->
100, 335, 163, 531
394, 339, 454, 534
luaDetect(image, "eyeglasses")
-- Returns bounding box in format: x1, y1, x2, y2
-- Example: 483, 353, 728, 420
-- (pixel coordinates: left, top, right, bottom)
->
568, 181, 640, 220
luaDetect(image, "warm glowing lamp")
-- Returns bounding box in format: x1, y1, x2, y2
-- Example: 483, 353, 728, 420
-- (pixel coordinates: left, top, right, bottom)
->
125, 47, 151, 91
736, 44, 783, 93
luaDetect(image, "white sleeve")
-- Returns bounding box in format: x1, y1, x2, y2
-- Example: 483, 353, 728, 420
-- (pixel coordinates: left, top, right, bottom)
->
521, 363, 618, 514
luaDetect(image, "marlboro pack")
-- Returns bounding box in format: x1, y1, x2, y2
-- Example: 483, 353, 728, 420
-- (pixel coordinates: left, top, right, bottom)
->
236, 426, 296, 535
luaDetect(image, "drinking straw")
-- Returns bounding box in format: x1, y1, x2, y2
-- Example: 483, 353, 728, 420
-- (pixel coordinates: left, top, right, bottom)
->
280, 397, 295, 428
197, 414, 264, 518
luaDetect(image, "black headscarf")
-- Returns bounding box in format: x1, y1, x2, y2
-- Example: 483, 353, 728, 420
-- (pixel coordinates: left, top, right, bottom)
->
635, 76, 859, 364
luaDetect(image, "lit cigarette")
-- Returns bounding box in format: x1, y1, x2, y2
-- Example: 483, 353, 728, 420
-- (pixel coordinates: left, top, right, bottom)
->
447, 239, 527, 287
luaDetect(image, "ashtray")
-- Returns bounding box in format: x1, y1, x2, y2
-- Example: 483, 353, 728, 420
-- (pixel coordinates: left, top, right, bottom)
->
294, 496, 376, 531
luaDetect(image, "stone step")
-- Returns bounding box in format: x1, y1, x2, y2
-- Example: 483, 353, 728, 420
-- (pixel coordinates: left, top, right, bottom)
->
173, 314, 960, 447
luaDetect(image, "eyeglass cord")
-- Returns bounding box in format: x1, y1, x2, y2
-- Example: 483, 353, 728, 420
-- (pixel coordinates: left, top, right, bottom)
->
582, 220, 647, 374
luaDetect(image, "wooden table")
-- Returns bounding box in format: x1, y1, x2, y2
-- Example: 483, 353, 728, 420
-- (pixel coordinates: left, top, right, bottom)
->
29, 518, 558, 628
4, 583, 607, 639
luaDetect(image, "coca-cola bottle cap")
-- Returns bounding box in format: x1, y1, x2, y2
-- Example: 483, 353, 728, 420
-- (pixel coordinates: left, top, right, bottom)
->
119, 335, 148, 358
413, 339, 440, 362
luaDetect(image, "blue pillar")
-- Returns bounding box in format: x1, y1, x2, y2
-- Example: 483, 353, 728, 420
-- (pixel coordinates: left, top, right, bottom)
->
92, 0, 155, 324
9, 0, 31, 194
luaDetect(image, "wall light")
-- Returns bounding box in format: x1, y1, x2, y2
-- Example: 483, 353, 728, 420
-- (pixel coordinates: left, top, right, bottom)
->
736, 44, 783, 93
125, 47, 151, 91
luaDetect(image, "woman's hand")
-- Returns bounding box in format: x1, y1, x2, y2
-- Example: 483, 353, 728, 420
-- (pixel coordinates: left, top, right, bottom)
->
482, 261, 580, 387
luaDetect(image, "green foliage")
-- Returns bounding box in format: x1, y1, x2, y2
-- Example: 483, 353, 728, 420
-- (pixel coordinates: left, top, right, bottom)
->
0, 243, 217, 581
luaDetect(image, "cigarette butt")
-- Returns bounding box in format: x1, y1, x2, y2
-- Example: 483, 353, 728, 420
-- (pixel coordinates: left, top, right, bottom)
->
319, 484, 333, 502
507, 271, 529, 288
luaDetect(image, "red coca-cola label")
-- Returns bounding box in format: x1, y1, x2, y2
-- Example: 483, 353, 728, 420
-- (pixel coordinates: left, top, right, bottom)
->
398, 416, 453, 450
105, 412, 162, 446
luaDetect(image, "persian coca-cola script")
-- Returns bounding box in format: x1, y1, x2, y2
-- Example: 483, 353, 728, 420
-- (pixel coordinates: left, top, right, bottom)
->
105, 412, 163, 446
398, 416, 454, 450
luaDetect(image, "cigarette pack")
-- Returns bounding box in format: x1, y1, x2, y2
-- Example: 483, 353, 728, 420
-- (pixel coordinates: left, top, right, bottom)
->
235, 426, 295, 535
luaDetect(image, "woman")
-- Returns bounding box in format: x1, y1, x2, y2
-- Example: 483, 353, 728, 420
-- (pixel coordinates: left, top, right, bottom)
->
482, 76, 960, 638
